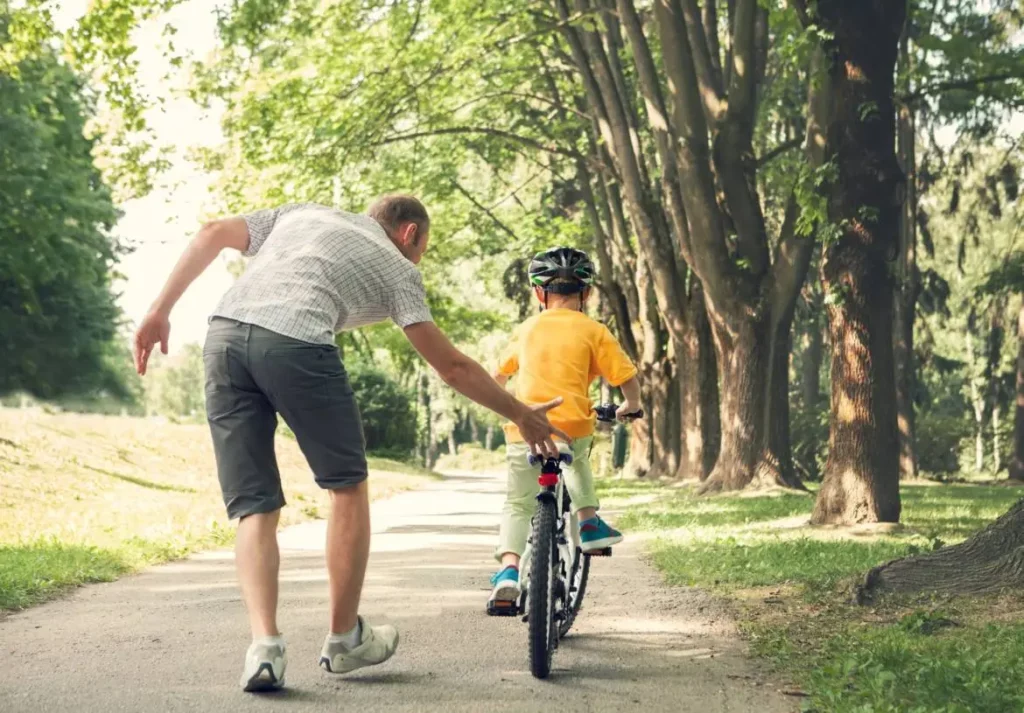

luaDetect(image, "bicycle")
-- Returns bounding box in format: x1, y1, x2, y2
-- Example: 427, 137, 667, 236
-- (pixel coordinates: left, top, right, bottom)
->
486, 403, 643, 679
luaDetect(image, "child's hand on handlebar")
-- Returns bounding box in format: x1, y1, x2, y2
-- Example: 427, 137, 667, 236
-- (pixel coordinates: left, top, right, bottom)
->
615, 400, 643, 422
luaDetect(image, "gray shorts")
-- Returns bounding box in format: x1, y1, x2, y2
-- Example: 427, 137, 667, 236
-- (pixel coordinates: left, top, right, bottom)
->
203, 318, 367, 519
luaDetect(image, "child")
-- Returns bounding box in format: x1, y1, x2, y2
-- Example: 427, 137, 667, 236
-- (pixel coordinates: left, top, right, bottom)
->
488, 246, 642, 607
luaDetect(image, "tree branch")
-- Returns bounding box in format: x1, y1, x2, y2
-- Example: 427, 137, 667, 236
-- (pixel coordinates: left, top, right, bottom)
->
726, 0, 758, 129
451, 180, 522, 243
372, 126, 586, 161
901, 73, 1024, 105
679, 0, 726, 122
653, 0, 745, 312
789, 0, 811, 28
703, 0, 723, 83
756, 136, 803, 167
618, 0, 695, 271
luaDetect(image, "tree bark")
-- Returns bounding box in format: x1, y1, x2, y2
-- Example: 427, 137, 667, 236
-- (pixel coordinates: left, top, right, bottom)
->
858, 498, 1024, 600
677, 284, 720, 480
968, 326, 986, 473
485, 424, 495, 452
700, 317, 772, 492
894, 34, 920, 481
811, 0, 905, 525
1010, 303, 1024, 481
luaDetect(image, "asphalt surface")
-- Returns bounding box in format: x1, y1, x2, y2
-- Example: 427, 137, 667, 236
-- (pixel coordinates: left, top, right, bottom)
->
1, 470, 794, 713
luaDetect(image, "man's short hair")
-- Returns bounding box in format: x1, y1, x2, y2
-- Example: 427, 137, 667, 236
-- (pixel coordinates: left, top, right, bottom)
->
367, 194, 430, 239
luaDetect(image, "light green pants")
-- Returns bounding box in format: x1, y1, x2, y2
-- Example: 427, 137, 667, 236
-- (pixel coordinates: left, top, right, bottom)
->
496, 436, 598, 561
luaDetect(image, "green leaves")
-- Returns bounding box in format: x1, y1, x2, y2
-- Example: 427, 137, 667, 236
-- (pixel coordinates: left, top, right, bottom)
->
0, 15, 128, 400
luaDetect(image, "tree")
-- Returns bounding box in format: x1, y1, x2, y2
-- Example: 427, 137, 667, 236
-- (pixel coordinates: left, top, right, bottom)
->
144, 343, 204, 420
977, 251, 1024, 480
549, 0, 835, 490
808, 0, 907, 525
0, 6, 129, 401
892, 0, 1024, 481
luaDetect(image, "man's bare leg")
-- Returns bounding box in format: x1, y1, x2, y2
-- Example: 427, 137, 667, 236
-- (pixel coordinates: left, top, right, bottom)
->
236, 509, 282, 637
326, 481, 371, 634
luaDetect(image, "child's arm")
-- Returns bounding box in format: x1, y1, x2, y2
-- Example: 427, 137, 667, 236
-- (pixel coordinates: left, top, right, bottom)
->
617, 376, 642, 419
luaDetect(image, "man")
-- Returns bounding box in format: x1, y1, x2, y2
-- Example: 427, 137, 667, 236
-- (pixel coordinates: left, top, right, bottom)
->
133, 196, 568, 692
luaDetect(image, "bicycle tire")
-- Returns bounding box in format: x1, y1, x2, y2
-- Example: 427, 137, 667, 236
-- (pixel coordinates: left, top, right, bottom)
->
558, 549, 590, 638
527, 499, 558, 679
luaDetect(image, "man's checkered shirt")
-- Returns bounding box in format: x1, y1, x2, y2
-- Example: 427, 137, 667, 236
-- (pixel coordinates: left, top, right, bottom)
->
211, 203, 433, 344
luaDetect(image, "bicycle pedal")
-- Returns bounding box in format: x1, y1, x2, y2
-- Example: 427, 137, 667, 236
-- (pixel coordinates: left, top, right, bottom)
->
586, 547, 613, 557
487, 600, 519, 617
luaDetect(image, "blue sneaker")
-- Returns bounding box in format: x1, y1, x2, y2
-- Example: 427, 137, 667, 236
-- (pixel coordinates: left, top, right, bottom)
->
488, 565, 520, 603
580, 517, 623, 553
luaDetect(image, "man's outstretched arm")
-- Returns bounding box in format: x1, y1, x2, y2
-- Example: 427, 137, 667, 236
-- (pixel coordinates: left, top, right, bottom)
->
133, 218, 250, 375
404, 322, 568, 457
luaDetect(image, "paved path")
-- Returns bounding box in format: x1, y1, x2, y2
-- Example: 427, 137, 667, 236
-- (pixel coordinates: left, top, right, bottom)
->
1, 471, 793, 713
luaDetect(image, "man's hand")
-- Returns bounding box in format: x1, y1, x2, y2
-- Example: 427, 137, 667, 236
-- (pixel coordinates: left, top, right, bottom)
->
134, 311, 170, 375
513, 398, 571, 458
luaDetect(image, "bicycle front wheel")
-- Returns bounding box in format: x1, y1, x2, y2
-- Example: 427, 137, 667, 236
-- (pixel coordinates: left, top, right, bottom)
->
527, 498, 558, 679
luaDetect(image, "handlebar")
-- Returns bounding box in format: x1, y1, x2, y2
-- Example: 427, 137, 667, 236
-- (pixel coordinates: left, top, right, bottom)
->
594, 403, 644, 423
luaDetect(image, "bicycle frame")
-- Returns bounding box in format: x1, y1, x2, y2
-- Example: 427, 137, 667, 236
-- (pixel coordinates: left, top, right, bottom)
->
520, 452, 579, 600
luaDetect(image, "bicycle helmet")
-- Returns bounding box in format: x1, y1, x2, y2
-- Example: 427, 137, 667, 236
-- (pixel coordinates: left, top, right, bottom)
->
528, 247, 596, 294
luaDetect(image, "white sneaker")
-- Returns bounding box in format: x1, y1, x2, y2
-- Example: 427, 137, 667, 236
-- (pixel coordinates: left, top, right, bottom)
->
240, 640, 286, 692
319, 616, 399, 674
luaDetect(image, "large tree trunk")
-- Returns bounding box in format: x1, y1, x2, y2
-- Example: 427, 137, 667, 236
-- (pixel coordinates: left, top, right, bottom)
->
894, 34, 920, 480
811, 0, 905, 525
677, 285, 720, 480
858, 498, 1024, 600
1010, 303, 1024, 481
700, 316, 770, 492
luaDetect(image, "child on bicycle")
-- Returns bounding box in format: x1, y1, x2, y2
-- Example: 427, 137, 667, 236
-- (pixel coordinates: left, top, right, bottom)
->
488, 246, 642, 607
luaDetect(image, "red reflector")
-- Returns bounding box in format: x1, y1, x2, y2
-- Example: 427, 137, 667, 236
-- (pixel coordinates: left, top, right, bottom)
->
538, 473, 559, 487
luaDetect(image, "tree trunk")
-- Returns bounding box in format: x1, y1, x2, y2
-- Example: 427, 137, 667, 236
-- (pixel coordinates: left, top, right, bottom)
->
676, 286, 719, 480
760, 313, 804, 489
801, 312, 824, 412
1010, 303, 1024, 481
448, 429, 458, 457
894, 35, 920, 481
469, 413, 480, 446
969, 326, 986, 473
485, 424, 495, 452
857, 498, 1024, 600
700, 317, 770, 492
651, 359, 678, 476
799, 287, 825, 481
811, 0, 905, 525
994, 402, 1003, 473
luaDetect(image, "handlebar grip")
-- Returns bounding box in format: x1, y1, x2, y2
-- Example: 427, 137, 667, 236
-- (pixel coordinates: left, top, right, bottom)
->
594, 403, 645, 422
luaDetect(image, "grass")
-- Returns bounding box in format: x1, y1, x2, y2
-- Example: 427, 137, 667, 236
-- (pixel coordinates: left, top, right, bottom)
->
0, 408, 438, 612
599, 474, 1024, 712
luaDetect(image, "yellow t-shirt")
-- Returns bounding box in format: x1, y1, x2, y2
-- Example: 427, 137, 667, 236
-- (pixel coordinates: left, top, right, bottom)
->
497, 308, 638, 442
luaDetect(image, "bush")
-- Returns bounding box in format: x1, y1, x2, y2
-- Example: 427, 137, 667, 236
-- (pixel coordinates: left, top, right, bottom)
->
347, 363, 417, 456
791, 404, 828, 481
917, 412, 972, 476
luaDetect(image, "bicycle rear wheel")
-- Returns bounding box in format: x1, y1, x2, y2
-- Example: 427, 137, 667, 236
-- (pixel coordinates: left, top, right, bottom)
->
527, 499, 558, 679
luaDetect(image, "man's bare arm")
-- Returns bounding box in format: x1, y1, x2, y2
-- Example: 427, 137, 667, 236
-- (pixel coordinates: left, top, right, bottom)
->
404, 322, 567, 457
133, 218, 249, 375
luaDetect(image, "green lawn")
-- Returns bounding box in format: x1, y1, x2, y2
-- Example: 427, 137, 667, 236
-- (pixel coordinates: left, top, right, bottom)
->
0, 409, 438, 611
600, 476, 1024, 712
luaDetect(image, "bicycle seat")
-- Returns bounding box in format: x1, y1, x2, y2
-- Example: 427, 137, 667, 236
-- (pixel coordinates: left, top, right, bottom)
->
527, 451, 573, 467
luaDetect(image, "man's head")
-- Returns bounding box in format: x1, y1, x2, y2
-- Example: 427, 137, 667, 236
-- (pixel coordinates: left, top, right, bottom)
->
367, 194, 430, 264
528, 246, 596, 311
